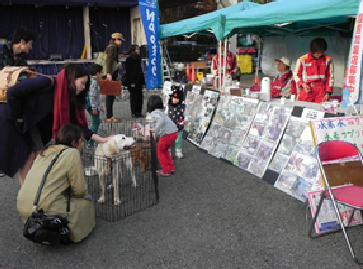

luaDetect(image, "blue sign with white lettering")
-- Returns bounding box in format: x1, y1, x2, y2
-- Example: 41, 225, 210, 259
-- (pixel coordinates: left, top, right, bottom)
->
139, 0, 161, 90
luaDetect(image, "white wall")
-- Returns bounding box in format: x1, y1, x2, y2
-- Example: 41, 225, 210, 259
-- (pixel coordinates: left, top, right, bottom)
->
130, 6, 147, 46
261, 35, 350, 90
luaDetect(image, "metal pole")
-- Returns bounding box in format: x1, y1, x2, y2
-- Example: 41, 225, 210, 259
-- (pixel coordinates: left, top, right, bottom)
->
223, 39, 227, 91
219, 40, 222, 90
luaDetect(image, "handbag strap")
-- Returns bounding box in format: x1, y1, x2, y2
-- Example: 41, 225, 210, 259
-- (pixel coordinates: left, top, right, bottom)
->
33, 148, 69, 211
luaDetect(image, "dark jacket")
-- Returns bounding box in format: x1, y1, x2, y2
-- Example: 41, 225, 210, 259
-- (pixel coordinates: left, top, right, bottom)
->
0, 76, 93, 177
168, 102, 185, 131
0, 44, 28, 70
125, 54, 145, 87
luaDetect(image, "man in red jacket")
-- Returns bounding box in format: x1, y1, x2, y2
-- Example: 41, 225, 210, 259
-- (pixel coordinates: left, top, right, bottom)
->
295, 38, 333, 103
271, 56, 297, 99
212, 41, 237, 77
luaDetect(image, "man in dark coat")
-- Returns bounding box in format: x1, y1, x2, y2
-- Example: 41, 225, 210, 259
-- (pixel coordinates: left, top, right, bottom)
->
0, 27, 34, 70
0, 28, 34, 177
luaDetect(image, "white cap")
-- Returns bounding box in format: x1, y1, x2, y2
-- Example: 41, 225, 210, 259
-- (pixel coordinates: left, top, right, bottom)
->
275, 56, 290, 67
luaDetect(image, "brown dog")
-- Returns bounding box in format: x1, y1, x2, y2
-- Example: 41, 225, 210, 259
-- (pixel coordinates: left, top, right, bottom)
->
131, 148, 151, 172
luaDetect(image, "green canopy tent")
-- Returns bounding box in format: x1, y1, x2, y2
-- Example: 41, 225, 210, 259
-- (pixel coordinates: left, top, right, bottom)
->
159, 1, 260, 41
224, 0, 358, 39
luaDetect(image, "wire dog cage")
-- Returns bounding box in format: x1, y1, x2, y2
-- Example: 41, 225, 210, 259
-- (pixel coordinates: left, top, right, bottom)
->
82, 119, 159, 222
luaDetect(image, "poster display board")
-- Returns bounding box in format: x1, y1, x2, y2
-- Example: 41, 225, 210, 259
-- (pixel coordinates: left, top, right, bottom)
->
186, 89, 220, 145
234, 103, 292, 178
310, 116, 363, 164
274, 109, 325, 202
308, 187, 363, 234
200, 96, 259, 162
184, 86, 204, 142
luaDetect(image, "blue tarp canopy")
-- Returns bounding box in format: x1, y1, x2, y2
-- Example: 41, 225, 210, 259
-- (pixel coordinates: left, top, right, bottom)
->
224, 0, 359, 38
159, 2, 260, 40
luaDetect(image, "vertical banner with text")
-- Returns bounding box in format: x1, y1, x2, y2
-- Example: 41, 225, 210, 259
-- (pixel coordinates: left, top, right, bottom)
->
139, 0, 161, 90
343, 0, 363, 107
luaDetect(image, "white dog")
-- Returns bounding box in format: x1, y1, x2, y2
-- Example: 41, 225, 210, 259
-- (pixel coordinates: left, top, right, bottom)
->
94, 134, 136, 205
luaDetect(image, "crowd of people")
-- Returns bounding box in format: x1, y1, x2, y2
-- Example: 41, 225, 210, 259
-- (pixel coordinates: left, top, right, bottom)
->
0, 26, 335, 244
0, 27, 188, 243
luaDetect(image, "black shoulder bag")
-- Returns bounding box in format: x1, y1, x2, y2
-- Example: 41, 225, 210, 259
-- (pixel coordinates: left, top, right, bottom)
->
23, 148, 71, 245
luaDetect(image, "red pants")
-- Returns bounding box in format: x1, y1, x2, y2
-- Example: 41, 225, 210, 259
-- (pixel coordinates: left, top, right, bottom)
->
158, 132, 178, 173
299, 85, 327, 103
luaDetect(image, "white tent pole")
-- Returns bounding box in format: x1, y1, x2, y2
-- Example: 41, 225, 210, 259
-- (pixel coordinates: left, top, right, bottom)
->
223, 38, 227, 91
219, 40, 222, 90
257, 37, 261, 73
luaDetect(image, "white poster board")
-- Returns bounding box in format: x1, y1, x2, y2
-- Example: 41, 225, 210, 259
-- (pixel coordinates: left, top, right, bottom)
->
308, 187, 363, 234
310, 116, 363, 163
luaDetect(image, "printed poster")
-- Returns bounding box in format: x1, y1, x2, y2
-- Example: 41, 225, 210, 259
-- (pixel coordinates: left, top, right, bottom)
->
310, 116, 363, 164
269, 108, 325, 174
187, 90, 219, 145
200, 96, 259, 163
235, 103, 292, 178
184, 86, 203, 140
308, 187, 363, 234
274, 109, 325, 202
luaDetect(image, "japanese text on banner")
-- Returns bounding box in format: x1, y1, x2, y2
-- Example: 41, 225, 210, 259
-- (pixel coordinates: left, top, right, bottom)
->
139, 0, 161, 90
345, 0, 363, 105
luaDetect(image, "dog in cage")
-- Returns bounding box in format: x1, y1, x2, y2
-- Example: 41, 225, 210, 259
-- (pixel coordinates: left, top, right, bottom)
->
131, 148, 150, 172
94, 134, 136, 206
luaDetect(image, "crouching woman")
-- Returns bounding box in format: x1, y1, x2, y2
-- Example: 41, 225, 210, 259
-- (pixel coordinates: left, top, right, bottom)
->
17, 124, 95, 243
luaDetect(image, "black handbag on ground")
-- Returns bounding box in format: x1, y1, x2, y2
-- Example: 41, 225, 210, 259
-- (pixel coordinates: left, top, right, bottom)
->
23, 148, 72, 245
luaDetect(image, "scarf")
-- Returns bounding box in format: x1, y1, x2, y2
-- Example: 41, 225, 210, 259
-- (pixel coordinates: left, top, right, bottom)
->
52, 69, 88, 138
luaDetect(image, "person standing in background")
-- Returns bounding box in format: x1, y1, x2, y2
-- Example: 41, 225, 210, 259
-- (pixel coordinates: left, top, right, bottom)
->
105, 32, 125, 123
125, 44, 145, 118
295, 38, 333, 103
0, 27, 35, 177
0, 27, 35, 70
86, 64, 104, 149
211, 41, 237, 78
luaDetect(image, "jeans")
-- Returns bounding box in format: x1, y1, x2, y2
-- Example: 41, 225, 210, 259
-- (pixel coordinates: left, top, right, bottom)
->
106, 70, 119, 118
87, 109, 100, 146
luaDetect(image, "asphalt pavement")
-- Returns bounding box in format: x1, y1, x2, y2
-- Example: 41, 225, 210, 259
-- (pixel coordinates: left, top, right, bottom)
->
1, 91, 363, 269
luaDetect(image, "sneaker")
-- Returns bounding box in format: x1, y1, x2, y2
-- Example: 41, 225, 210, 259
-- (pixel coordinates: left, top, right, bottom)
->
0, 171, 4, 177
175, 150, 184, 159
158, 170, 171, 177
171, 169, 175, 174
106, 117, 120, 123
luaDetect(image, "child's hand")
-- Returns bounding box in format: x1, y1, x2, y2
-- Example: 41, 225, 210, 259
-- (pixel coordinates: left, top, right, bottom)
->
92, 109, 98, 116
100, 108, 105, 114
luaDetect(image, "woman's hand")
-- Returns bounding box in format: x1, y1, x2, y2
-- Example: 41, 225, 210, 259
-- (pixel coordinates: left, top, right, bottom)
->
91, 134, 111, 144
